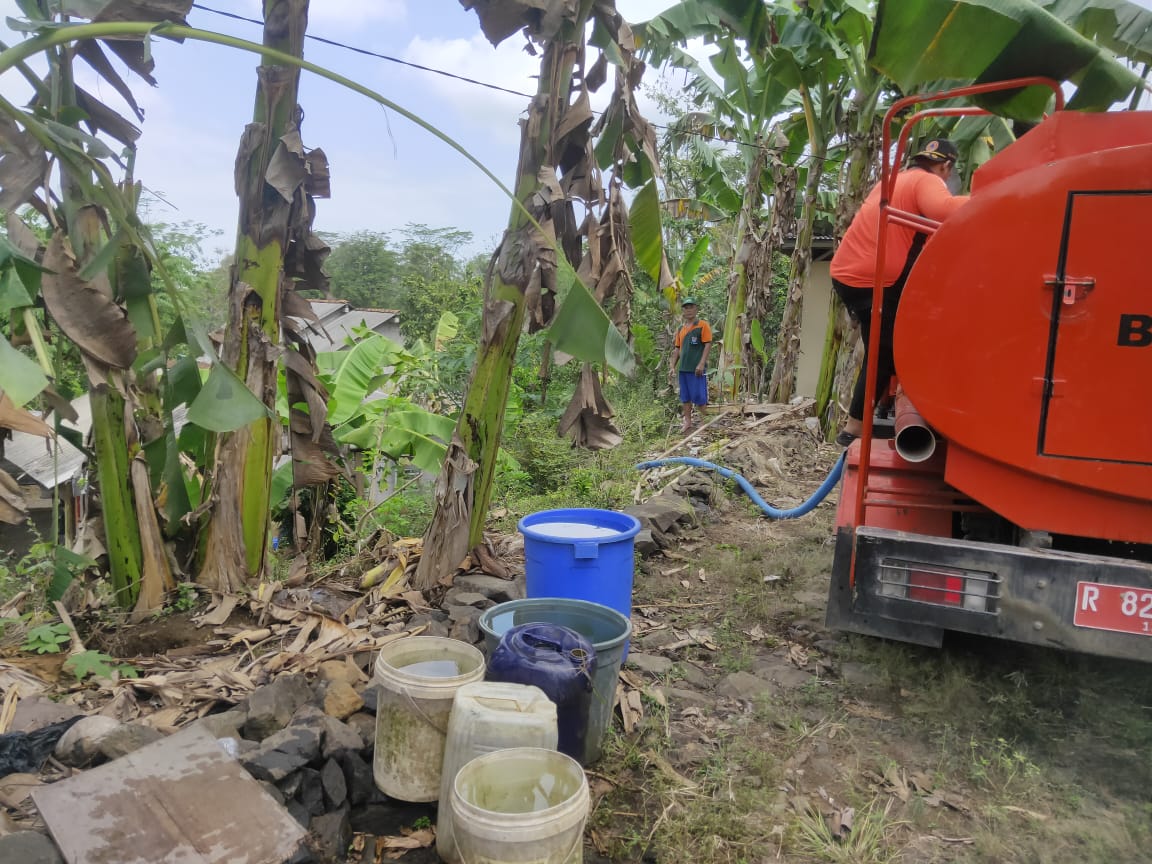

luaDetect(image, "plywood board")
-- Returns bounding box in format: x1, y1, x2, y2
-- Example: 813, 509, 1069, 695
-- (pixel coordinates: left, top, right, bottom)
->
33, 726, 307, 864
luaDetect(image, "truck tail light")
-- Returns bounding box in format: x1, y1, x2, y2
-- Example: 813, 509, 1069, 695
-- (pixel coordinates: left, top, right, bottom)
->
878, 559, 999, 613
908, 570, 964, 605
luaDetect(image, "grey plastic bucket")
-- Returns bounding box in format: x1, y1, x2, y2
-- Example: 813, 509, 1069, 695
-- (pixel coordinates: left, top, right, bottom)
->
479, 597, 631, 765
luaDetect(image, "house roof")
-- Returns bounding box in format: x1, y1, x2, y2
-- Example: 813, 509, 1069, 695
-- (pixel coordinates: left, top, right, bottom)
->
2, 430, 86, 488
301, 301, 400, 352
3, 396, 190, 490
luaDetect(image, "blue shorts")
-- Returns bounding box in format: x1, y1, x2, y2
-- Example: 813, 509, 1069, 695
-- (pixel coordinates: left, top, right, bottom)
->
678, 371, 708, 406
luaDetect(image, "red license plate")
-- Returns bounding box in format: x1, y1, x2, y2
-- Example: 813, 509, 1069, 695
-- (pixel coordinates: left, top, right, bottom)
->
1074, 582, 1152, 637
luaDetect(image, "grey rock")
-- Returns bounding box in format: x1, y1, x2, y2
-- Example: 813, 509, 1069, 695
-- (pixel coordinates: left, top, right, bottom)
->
54, 715, 123, 766
0, 831, 63, 864
451, 573, 524, 603
97, 723, 165, 760
446, 604, 484, 623
290, 704, 327, 733
449, 612, 481, 644
298, 766, 324, 816
408, 610, 450, 626
259, 780, 286, 806
666, 688, 713, 710
633, 528, 659, 557
625, 495, 695, 534
359, 684, 382, 715
444, 590, 491, 608
285, 845, 318, 864
409, 618, 451, 639
641, 629, 684, 650
339, 751, 375, 806
278, 771, 304, 799
310, 807, 351, 862
191, 708, 247, 740
321, 758, 347, 809
626, 653, 674, 676
243, 675, 315, 740
751, 657, 813, 690
285, 799, 311, 828
676, 662, 712, 689
241, 724, 323, 782
717, 671, 776, 701
320, 716, 363, 759
345, 713, 376, 750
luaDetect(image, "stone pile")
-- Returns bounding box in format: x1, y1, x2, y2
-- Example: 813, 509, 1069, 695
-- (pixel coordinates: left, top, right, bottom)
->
0, 661, 399, 863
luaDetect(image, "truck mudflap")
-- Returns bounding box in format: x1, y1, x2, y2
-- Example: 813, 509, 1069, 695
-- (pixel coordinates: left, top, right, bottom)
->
826, 526, 1152, 662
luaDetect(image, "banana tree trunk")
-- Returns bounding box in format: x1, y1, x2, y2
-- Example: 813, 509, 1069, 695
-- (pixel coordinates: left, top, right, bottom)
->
741, 156, 797, 398
415, 4, 593, 591
198, 0, 309, 592
717, 148, 767, 401
768, 144, 824, 403
89, 384, 142, 605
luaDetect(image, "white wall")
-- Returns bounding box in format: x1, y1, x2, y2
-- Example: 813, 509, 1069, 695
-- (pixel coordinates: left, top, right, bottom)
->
795, 260, 833, 398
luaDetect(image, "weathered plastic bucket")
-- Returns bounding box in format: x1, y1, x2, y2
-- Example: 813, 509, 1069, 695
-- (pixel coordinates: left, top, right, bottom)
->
479, 598, 631, 765
372, 636, 485, 802
436, 682, 558, 864
519, 508, 641, 622
451, 747, 590, 864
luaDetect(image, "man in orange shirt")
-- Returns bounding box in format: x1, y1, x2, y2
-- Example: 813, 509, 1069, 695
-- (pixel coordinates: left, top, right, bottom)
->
670, 298, 712, 434
830, 138, 970, 445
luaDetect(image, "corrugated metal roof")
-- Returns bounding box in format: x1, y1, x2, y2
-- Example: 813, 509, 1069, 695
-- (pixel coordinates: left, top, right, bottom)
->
309, 299, 351, 323
303, 308, 399, 352
2, 431, 86, 488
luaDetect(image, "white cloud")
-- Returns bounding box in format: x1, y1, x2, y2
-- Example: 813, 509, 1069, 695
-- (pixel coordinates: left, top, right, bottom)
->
400, 33, 534, 143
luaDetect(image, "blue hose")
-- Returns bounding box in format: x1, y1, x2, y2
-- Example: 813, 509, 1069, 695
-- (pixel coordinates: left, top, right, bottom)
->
634, 452, 846, 520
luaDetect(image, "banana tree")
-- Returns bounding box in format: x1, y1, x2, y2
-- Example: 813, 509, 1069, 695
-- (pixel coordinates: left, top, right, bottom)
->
415, 0, 666, 590
0, 0, 215, 615
872, 0, 1148, 117
196, 0, 340, 591
640, 10, 793, 400
764, 3, 852, 404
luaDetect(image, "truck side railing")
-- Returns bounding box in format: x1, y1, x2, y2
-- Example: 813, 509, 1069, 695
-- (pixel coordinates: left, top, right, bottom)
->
851, 77, 1065, 587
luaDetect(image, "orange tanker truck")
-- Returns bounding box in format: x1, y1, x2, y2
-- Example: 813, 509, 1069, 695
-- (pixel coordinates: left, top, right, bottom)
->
827, 79, 1152, 663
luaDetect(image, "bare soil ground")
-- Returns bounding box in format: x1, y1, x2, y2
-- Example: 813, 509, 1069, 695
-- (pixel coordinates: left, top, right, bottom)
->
589, 425, 1152, 864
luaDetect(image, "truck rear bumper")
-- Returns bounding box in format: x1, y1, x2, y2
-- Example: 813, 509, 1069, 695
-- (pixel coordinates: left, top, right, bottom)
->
827, 526, 1152, 662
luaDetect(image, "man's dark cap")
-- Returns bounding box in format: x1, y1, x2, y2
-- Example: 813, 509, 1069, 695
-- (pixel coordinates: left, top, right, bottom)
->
912, 138, 959, 164
681, 298, 698, 307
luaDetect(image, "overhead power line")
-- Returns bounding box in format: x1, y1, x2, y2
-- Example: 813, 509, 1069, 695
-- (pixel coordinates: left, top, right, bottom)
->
189, 2, 844, 169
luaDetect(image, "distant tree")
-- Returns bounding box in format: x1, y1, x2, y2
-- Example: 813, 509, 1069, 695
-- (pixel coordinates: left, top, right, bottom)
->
323, 231, 401, 308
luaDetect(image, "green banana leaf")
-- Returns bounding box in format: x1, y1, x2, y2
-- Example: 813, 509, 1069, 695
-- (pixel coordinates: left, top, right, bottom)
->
1040, 0, 1152, 66
0, 333, 48, 406
871, 0, 1146, 118
680, 235, 711, 287
186, 363, 272, 433
323, 334, 407, 427
629, 178, 664, 286
336, 407, 455, 475
548, 267, 636, 376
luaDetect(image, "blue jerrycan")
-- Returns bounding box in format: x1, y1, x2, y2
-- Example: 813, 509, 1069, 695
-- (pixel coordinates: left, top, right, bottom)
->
486, 623, 596, 761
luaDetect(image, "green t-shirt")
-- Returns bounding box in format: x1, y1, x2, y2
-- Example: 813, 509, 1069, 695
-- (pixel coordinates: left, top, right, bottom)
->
676, 320, 712, 372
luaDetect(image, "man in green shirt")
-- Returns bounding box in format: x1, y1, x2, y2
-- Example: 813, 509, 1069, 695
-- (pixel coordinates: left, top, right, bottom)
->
669, 299, 713, 434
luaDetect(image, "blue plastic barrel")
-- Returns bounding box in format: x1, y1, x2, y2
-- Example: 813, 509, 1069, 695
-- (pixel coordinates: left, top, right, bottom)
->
518, 509, 641, 622
487, 623, 595, 761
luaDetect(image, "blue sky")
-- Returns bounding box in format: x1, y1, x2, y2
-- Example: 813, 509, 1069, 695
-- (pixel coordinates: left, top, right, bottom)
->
3, 1, 1152, 262
0, 0, 680, 259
